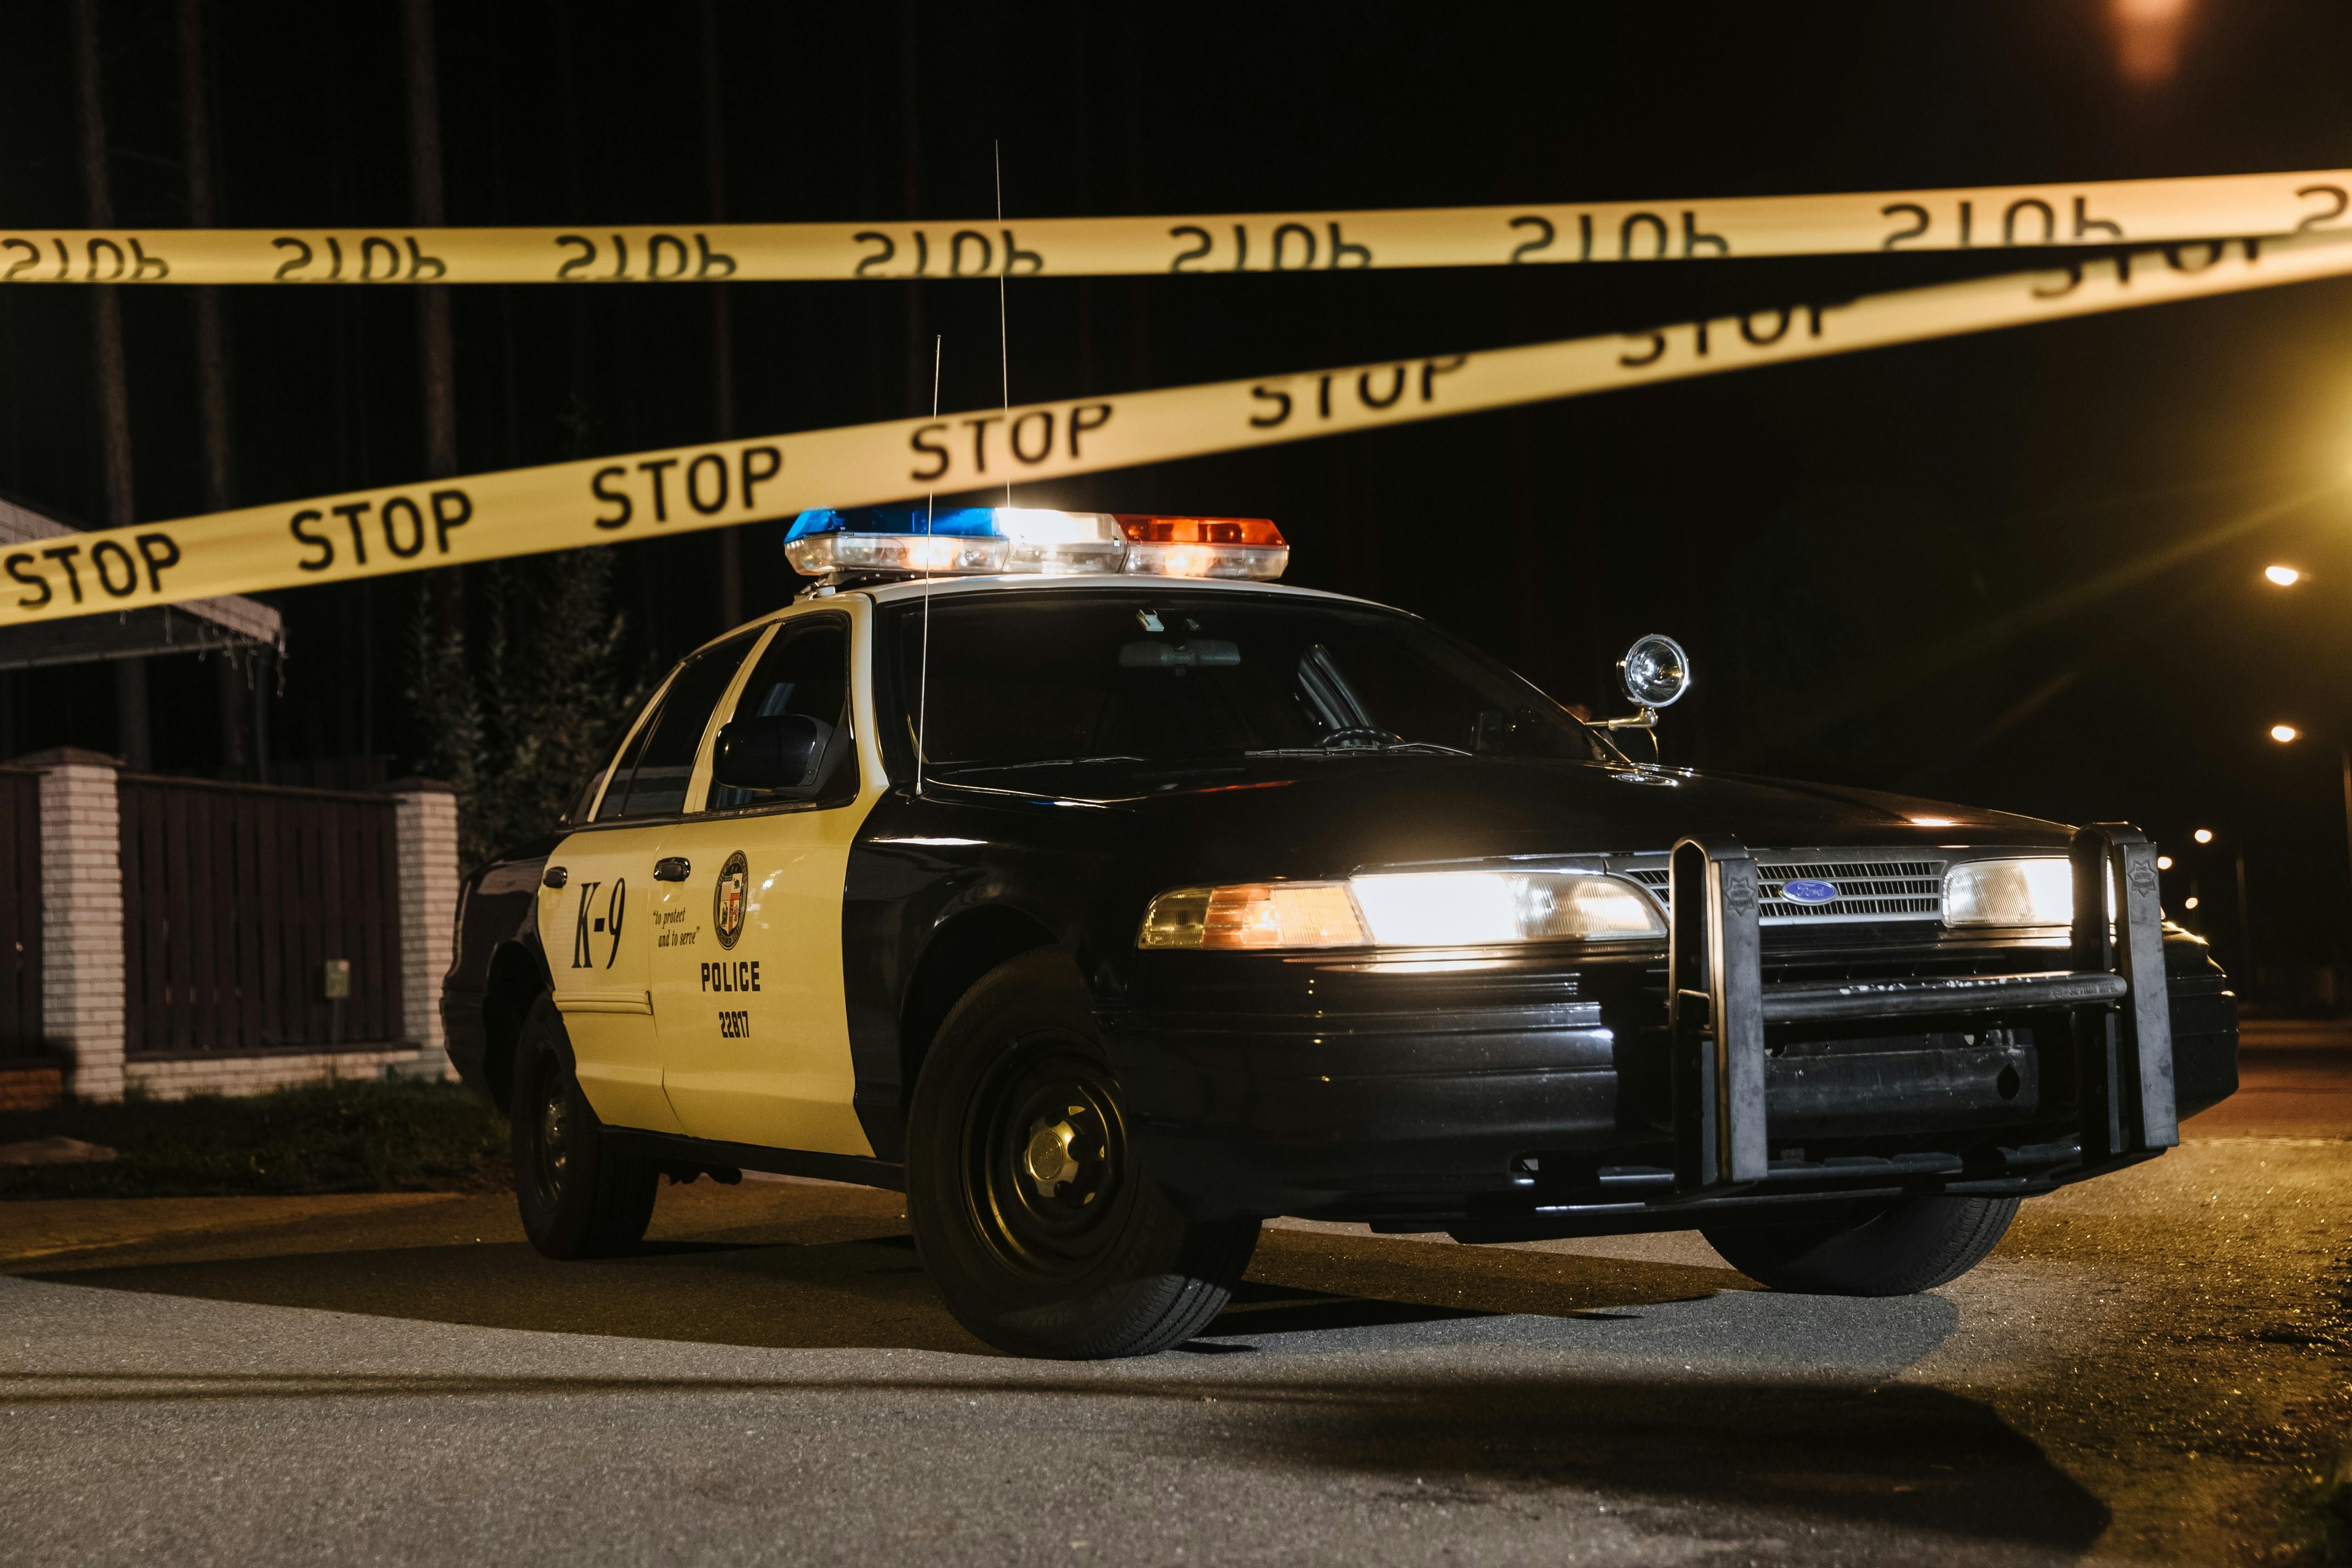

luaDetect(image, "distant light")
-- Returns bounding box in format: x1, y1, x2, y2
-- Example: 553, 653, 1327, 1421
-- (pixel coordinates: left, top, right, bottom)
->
2264, 564, 2302, 587
2184, 895, 2200, 910
2156, 855, 2173, 870
2271, 724, 2301, 743
1908, 816, 1957, 827
2110, 0, 2191, 86
2194, 828, 2215, 844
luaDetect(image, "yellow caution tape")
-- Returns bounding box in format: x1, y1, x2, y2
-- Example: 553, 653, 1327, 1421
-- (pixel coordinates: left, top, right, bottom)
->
6, 170, 2352, 284
8, 228, 2350, 627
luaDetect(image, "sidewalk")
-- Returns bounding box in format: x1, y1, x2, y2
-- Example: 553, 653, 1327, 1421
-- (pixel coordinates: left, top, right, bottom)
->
0, 1193, 467, 1269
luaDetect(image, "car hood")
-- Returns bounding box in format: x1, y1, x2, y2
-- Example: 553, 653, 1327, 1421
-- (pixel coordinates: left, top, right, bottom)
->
929, 753, 2070, 877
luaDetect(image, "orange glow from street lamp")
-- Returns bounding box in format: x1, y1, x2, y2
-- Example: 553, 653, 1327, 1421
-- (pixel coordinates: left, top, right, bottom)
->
2272, 724, 2301, 743
2184, 895, 2200, 910
2156, 855, 2173, 870
2264, 564, 2302, 586
2110, 0, 2190, 85
2194, 828, 2215, 844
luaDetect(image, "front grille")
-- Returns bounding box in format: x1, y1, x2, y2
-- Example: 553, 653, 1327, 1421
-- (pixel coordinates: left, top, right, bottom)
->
1621, 855, 1945, 924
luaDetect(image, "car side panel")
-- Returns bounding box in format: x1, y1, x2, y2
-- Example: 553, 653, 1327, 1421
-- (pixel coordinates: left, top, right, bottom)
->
537, 824, 682, 1133
651, 600, 892, 1156
656, 805, 885, 1152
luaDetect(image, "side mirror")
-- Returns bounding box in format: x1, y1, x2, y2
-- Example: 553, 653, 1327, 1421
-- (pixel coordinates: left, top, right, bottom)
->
1598, 634, 1691, 741
713, 715, 831, 795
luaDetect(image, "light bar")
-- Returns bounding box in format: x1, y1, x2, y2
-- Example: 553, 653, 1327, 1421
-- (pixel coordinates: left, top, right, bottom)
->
785, 507, 1288, 581
783, 528, 1011, 576
1114, 514, 1290, 581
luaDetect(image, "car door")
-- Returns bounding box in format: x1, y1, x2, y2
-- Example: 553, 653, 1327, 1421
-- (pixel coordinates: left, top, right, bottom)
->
540, 627, 761, 1133
651, 607, 880, 1155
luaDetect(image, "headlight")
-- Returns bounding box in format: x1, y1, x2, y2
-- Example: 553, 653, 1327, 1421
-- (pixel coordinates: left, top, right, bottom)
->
1943, 858, 2074, 927
1137, 872, 1666, 950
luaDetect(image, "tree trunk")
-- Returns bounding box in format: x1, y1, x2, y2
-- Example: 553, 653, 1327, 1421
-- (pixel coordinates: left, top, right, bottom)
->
404, 0, 464, 644
701, 0, 742, 629
73, 0, 149, 770
899, 1, 928, 416
178, 0, 251, 778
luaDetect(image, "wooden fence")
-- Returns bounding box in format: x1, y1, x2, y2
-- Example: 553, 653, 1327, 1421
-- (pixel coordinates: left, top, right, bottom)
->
118, 775, 403, 1054
0, 766, 40, 1055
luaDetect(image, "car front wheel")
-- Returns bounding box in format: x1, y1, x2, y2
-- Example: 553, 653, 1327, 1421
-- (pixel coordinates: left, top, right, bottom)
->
511, 996, 658, 1259
907, 949, 1260, 1359
1701, 1194, 2020, 1296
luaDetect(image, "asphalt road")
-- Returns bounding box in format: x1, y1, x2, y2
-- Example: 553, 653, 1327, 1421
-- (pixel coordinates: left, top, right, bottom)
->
3, 1026, 2347, 1567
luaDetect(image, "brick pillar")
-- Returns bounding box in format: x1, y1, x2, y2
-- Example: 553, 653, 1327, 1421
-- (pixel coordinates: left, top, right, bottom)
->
389, 778, 461, 1078
16, 748, 124, 1101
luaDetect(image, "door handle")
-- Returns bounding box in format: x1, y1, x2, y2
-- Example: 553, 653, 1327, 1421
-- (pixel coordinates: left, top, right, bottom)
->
653, 856, 691, 882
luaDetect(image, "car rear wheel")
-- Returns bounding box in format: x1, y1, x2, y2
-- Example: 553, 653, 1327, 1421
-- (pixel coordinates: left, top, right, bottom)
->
907, 949, 1260, 1359
1701, 1194, 2019, 1296
512, 996, 658, 1259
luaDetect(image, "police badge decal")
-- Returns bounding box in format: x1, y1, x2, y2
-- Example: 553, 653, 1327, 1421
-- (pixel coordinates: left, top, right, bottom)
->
714, 850, 750, 950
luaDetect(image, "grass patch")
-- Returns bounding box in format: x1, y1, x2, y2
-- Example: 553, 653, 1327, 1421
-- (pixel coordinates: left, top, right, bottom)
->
0, 1078, 511, 1199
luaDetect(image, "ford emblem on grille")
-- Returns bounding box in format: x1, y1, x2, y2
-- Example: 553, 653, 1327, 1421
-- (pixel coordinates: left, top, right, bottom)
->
1781, 878, 1839, 904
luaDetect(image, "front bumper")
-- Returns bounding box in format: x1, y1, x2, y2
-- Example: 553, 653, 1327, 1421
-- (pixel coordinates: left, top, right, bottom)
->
1102, 827, 2235, 1230
1102, 989, 1624, 1220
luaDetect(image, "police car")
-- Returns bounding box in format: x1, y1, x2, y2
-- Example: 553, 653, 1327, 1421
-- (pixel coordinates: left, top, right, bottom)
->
442, 506, 2238, 1359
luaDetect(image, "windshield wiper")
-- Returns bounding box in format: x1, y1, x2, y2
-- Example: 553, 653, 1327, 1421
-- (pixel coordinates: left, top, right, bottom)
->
1242, 741, 1472, 759
928, 754, 1151, 774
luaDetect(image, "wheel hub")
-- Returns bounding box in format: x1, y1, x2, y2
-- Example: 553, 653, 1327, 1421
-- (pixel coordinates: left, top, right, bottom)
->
1022, 1113, 1084, 1196
962, 1040, 1131, 1280
535, 1077, 569, 1198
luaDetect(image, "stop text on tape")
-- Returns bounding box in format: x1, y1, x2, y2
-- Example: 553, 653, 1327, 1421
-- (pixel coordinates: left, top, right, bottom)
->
7, 228, 2352, 627
5, 169, 2351, 285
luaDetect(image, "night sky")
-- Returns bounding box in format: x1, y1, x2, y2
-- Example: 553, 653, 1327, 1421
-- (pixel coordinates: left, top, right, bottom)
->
3, 0, 2350, 975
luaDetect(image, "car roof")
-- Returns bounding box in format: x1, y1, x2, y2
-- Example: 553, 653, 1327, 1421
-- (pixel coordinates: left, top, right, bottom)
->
853, 573, 1387, 610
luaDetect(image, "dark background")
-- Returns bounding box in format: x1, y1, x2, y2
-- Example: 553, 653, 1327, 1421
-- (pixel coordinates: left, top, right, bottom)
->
2, 0, 2349, 981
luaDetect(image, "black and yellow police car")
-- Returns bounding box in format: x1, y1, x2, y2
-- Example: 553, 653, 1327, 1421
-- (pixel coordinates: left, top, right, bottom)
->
442, 505, 2237, 1359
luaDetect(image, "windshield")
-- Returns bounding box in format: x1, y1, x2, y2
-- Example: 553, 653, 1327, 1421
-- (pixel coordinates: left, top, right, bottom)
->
880, 588, 1616, 771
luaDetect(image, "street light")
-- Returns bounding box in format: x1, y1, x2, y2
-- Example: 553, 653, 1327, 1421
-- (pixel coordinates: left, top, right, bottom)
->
2264, 564, 2303, 587
2186, 824, 2259, 988
2261, 723, 2352, 958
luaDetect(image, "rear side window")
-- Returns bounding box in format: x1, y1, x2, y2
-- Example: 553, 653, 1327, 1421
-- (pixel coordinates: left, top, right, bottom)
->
595, 629, 760, 821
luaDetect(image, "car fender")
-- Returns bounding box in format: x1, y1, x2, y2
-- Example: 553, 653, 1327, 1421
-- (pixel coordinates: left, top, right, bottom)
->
441, 836, 561, 1109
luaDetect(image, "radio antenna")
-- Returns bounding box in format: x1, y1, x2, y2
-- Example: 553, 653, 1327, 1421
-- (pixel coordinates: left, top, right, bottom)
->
916, 332, 941, 797
994, 139, 1013, 507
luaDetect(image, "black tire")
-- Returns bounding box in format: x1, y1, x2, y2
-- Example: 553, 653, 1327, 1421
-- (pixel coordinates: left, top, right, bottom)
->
907, 949, 1260, 1359
511, 996, 659, 1260
1701, 1195, 2020, 1296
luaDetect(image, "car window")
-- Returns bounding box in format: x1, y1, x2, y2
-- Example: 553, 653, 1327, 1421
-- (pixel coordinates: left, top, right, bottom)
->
595, 628, 761, 821
882, 591, 1612, 770
705, 616, 856, 810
